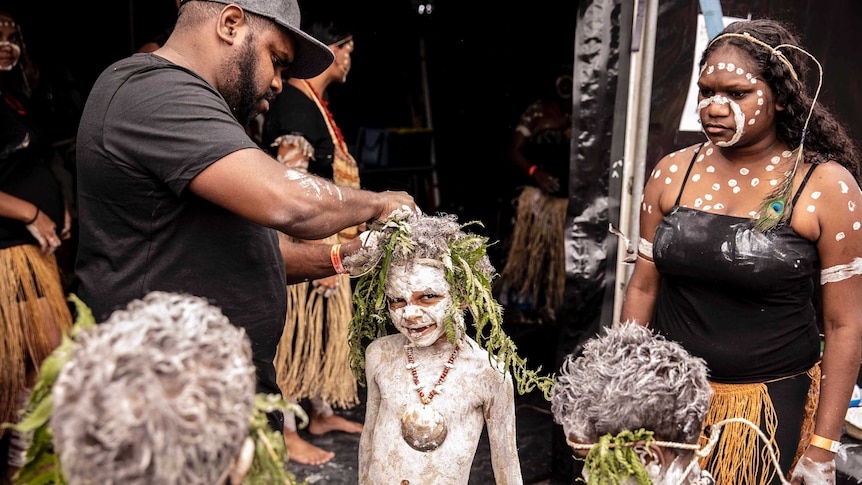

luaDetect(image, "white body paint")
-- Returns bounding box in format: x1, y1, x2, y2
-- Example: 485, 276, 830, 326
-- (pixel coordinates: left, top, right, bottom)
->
359, 261, 523, 485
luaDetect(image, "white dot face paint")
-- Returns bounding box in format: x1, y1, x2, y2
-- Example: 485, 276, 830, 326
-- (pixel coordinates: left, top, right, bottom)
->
385, 263, 452, 348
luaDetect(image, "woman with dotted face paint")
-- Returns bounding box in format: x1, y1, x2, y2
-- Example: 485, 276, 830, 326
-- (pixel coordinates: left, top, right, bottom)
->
621, 18, 862, 485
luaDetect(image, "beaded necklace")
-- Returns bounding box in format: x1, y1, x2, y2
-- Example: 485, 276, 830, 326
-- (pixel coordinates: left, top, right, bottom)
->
405, 339, 462, 405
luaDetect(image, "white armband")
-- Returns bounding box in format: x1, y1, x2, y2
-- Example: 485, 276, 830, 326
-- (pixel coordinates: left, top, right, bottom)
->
637, 237, 654, 261
821, 257, 862, 285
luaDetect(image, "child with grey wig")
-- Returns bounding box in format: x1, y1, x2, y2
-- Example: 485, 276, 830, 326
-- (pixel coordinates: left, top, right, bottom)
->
551, 323, 714, 485
49, 291, 257, 485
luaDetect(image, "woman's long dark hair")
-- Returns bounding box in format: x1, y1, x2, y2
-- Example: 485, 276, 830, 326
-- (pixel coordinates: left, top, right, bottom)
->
701, 19, 860, 183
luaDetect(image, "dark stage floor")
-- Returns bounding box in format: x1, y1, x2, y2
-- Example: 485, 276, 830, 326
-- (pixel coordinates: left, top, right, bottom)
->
285, 385, 570, 485
282, 322, 862, 485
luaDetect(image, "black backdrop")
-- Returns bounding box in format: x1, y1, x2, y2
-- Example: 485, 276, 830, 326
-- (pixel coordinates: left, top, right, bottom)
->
11, 0, 580, 267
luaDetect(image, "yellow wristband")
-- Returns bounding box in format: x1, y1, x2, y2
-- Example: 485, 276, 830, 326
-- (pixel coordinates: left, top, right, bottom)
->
809, 434, 840, 453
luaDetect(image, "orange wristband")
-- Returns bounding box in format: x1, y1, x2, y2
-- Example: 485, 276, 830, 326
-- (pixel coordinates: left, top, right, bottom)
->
330, 244, 348, 275
528, 165, 538, 177
809, 434, 840, 453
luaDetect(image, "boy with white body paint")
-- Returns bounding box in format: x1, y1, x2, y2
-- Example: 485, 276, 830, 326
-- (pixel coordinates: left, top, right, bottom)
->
344, 213, 552, 484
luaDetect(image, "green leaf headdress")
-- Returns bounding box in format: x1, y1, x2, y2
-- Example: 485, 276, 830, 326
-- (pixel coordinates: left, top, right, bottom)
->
344, 212, 554, 399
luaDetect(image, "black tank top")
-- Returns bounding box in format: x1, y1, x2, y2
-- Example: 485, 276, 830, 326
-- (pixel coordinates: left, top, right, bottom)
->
652, 144, 821, 383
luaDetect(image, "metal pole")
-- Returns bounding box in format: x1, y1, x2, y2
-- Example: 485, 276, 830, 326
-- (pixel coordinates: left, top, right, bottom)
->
419, 37, 441, 211
612, 0, 658, 324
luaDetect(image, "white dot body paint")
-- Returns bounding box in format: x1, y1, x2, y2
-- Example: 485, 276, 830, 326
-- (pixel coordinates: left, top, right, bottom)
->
740, 168, 750, 175
854, 222, 861, 230
811, 191, 821, 200
712, 183, 721, 191
729, 179, 737, 187
669, 164, 679, 173
733, 186, 741, 194
836, 232, 846, 241
807, 205, 816, 213
692, 174, 701, 182
849, 200, 857, 212
840, 181, 850, 193
653, 169, 661, 179
665, 177, 672, 185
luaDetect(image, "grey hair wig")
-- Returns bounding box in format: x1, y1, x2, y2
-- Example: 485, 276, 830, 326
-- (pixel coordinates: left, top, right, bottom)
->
551, 324, 711, 447
50, 291, 256, 485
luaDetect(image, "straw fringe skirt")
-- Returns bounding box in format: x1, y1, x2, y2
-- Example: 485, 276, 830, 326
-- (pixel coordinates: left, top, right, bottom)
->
496, 186, 567, 319
0, 244, 72, 438
274, 234, 359, 409
699, 364, 819, 484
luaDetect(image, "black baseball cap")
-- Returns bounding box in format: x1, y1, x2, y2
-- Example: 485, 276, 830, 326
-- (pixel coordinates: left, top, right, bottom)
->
180, 0, 334, 78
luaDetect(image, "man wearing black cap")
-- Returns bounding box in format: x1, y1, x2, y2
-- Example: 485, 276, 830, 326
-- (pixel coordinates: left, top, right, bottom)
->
74, 0, 418, 436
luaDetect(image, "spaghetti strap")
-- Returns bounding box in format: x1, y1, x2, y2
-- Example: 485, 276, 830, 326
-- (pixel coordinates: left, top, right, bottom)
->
788, 163, 819, 216
674, 143, 706, 206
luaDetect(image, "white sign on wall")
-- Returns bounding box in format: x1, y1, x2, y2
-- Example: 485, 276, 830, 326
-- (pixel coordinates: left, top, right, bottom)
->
678, 14, 746, 132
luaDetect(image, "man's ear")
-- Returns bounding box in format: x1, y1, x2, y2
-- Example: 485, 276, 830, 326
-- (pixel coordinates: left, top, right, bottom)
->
216, 4, 246, 44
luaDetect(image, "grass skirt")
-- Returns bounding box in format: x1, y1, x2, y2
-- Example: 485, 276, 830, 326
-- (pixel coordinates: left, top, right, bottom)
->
0, 244, 72, 438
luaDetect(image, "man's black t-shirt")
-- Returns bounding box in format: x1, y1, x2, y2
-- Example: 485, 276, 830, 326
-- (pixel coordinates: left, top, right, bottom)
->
76, 53, 287, 400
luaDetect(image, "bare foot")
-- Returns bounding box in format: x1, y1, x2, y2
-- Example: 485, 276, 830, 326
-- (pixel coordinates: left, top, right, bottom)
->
283, 430, 334, 465
308, 413, 364, 435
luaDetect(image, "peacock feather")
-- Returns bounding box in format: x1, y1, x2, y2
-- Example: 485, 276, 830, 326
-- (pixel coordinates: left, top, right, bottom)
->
753, 148, 803, 231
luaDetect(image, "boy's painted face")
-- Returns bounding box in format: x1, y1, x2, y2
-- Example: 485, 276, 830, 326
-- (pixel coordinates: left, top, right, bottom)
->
385, 262, 452, 347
